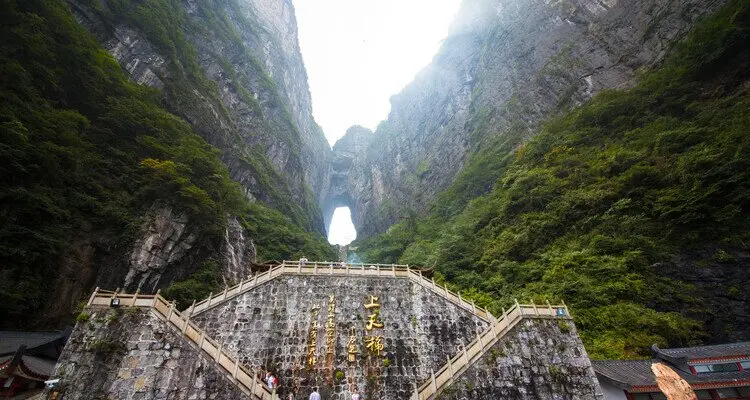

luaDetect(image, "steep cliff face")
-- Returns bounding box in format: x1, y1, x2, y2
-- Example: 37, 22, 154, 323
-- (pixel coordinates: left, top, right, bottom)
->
62, 0, 334, 304
69, 0, 331, 233
0, 0, 336, 330
332, 0, 725, 238
322, 126, 374, 233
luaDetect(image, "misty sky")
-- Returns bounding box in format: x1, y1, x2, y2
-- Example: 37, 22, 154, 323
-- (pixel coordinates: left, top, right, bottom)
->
294, 0, 462, 146
293, 0, 462, 245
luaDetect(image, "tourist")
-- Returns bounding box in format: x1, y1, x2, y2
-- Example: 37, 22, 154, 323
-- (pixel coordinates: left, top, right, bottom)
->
309, 387, 321, 400
268, 373, 278, 390
351, 387, 361, 400
339, 261, 346, 268
299, 257, 308, 266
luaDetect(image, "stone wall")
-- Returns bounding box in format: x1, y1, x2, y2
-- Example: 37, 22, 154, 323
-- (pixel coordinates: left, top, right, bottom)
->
192, 274, 489, 400
52, 307, 247, 400
438, 318, 604, 400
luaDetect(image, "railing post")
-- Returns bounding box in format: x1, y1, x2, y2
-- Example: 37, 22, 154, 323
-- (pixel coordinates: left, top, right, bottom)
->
413, 382, 419, 400
392, 264, 396, 276
233, 358, 240, 381
531, 300, 538, 315
199, 331, 205, 348
457, 291, 463, 307
87, 287, 99, 306
430, 368, 437, 393
462, 344, 469, 364
223, 285, 228, 301
477, 327, 484, 348
183, 300, 195, 333
546, 300, 553, 314
111, 288, 119, 305
431, 278, 436, 290
253, 273, 258, 286
267, 267, 272, 280
346, 263, 350, 275
215, 341, 223, 361
251, 367, 257, 394
561, 299, 569, 315
447, 354, 454, 378
470, 300, 476, 314
314, 263, 318, 275
444, 284, 450, 298
167, 300, 175, 321
298, 261, 302, 273
154, 289, 161, 307
502, 307, 508, 320
330, 262, 333, 275
515, 299, 521, 315
132, 289, 140, 306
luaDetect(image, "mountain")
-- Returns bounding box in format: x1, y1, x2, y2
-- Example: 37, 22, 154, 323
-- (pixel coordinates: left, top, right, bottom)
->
353, 0, 750, 358
2, 0, 748, 360
331, 0, 726, 237
0, 0, 334, 329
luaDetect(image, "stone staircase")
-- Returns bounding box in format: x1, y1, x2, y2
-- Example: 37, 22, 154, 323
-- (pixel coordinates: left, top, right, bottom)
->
186, 261, 495, 322
410, 301, 571, 400
87, 289, 278, 400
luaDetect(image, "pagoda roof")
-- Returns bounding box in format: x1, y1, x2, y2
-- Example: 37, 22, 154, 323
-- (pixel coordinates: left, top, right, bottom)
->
656, 342, 750, 362
0, 330, 69, 357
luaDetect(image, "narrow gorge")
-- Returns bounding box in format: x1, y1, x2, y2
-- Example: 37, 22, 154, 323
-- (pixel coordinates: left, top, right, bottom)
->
1, 0, 749, 368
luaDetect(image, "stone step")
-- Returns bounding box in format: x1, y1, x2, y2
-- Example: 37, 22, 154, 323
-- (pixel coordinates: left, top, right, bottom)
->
187, 261, 494, 323
412, 301, 570, 400
88, 289, 279, 400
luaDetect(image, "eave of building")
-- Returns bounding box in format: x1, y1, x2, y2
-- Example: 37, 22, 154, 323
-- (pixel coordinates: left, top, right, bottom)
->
689, 355, 750, 364
629, 380, 750, 393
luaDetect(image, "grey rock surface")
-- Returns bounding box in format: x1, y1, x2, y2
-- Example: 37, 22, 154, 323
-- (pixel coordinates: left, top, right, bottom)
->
442, 318, 604, 400
53, 307, 248, 400
193, 274, 489, 400
329, 0, 726, 238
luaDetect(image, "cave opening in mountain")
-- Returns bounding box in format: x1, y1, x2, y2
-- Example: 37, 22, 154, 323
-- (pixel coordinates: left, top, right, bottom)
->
327, 207, 357, 246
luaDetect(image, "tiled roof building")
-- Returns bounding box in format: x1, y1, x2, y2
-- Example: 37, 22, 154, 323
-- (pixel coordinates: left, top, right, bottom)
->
0, 329, 70, 397
593, 342, 750, 399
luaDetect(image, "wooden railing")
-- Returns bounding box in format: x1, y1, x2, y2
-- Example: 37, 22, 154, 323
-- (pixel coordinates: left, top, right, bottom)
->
411, 300, 570, 400
87, 289, 279, 400
187, 261, 494, 322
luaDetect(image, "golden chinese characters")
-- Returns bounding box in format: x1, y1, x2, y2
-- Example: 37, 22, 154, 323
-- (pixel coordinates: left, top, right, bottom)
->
307, 305, 320, 366
325, 294, 336, 365
363, 295, 385, 356
347, 328, 358, 362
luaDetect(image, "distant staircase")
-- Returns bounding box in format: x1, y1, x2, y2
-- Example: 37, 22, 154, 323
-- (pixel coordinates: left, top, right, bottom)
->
87, 289, 279, 400
187, 261, 495, 322
410, 301, 571, 400
86, 263, 563, 400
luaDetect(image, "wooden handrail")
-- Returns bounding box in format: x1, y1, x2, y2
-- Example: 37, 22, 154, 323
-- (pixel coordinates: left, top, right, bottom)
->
412, 302, 569, 400
187, 262, 492, 323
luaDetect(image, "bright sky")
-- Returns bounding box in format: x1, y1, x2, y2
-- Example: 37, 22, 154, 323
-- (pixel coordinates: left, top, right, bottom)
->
294, 0, 463, 146
293, 0, 462, 246
327, 207, 357, 245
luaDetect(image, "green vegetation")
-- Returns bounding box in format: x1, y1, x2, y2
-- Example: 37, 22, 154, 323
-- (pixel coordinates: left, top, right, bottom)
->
161, 259, 222, 309
357, 0, 750, 359
0, 0, 332, 326
79, 0, 323, 232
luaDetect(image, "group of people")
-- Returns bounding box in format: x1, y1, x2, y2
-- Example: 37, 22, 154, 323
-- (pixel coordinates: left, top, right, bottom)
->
307, 386, 361, 400
299, 257, 380, 270
260, 368, 361, 400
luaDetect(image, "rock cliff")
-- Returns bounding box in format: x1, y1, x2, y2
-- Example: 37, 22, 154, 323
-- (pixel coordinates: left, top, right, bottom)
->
331, 0, 726, 238
69, 0, 331, 233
